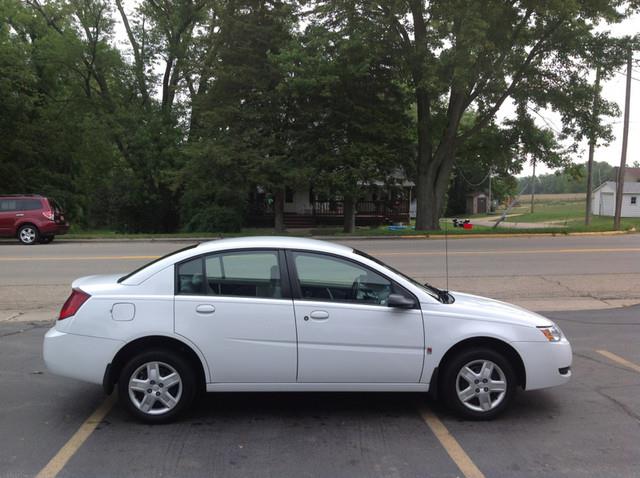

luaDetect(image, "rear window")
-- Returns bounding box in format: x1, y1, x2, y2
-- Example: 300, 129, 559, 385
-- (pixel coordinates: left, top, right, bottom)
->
48, 198, 63, 213
117, 244, 199, 283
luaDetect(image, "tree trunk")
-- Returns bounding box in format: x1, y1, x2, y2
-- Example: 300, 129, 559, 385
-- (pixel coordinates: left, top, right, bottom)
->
343, 195, 356, 233
274, 189, 286, 233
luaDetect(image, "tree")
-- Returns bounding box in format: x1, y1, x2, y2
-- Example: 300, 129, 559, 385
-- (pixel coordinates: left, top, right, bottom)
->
315, 0, 637, 229
277, 21, 413, 232
182, 0, 303, 232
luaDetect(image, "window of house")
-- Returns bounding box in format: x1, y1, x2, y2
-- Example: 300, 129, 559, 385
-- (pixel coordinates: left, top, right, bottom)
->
631, 196, 637, 205
292, 252, 393, 305
285, 187, 294, 203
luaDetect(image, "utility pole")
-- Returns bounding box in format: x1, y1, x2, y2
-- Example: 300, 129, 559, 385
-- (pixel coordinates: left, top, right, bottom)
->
614, 49, 632, 230
488, 167, 493, 213
530, 158, 536, 214
585, 66, 600, 225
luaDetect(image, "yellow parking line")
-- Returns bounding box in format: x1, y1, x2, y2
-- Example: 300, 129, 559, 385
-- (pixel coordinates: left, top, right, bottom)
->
419, 408, 485, 478
0, 255, 159, 262
373, 247, 640, 257
35, 395, 116, 478
596, 350, 640, 374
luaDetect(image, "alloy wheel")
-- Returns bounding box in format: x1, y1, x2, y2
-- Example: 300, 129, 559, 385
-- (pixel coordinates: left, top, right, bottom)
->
19, 227, 37, 244
455, 359, 507, 412
128, 361, 183, 415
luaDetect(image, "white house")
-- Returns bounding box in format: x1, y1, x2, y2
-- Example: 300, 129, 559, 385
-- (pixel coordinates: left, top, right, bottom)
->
592, 181, 640, 217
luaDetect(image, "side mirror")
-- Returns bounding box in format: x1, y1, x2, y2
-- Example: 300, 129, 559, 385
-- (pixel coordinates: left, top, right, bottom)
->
387, 293, 415, 308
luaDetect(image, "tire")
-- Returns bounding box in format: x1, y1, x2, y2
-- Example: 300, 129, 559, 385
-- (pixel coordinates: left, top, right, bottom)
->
17, 224, 39, 245
441, 347, 516, 420
118, 349, 196, 424
39, 235, 54, 244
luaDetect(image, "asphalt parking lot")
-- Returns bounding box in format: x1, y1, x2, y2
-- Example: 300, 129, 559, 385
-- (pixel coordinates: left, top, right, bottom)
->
1, 306, 639, 478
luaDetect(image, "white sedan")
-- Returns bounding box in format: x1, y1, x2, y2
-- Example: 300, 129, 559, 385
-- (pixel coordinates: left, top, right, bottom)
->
43, 237, 572, 423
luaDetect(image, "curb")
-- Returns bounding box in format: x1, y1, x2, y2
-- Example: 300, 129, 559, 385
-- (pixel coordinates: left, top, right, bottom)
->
51, 229, 637, 243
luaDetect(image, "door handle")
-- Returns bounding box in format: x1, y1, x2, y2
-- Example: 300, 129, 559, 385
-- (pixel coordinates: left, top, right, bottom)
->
309, 310, 329, 320
195, 304, 215, 314
15, 213, 24, 217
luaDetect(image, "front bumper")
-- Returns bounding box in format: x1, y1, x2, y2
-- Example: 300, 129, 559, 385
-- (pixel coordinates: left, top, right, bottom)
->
514, 339, 573, 391
43, 327, 123, 385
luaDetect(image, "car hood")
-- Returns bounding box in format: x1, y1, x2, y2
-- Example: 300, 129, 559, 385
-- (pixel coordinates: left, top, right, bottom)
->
442, 291, 553, 328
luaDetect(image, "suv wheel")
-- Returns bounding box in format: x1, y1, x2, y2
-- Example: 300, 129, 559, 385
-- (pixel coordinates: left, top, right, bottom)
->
118, 349, 196, 424
441, 347, 516, 420
18, 225, 39, 245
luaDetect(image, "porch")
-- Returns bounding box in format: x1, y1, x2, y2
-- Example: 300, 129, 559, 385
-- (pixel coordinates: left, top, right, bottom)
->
248, 199, 411, 228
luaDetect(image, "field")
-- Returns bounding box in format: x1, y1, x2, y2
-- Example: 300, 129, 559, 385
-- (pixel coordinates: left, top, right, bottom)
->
499, 194, 640, 231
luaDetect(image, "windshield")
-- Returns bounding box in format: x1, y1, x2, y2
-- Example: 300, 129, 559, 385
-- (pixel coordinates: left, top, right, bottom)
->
117, 244, 198, 283
353, 248, 444, 302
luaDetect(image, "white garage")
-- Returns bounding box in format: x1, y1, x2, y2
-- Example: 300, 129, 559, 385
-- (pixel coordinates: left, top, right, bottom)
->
592, 181, 640, 217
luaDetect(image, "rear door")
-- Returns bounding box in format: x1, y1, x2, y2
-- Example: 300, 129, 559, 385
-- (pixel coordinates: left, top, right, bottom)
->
288, 250, 424, 383
0, 199, 18, 235
174, 249, 297, 383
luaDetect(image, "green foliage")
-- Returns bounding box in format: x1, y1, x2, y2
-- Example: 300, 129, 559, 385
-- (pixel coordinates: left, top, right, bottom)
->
1, 0, 638, 234
517, 161, 615, 194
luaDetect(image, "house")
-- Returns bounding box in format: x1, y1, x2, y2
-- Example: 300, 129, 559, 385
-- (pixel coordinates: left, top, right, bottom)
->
592, 181, 640, 217
248, 180, 414, 228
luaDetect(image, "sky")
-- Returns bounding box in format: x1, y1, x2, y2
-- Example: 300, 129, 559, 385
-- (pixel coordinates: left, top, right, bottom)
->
113, 3, 639, 179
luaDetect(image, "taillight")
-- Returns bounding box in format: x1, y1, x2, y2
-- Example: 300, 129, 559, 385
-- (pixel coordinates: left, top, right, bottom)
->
42, 210, 54, 221
59, 289, 91, 320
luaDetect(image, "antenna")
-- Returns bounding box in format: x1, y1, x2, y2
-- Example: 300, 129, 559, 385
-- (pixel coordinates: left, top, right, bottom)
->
444, 218, 449, 293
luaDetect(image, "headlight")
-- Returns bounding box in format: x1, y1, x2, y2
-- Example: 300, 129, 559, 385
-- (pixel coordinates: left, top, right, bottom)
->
537, 325, 562, 342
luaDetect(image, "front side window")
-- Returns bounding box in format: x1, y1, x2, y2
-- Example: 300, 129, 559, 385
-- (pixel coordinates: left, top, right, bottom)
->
292, 252, 393, 305
0, 200, 17, 211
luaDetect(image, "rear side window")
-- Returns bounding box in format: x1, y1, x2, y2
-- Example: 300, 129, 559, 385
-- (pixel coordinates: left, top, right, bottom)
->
177, 257, 205, 295
176, 250, 283, 299
18, 199, 42, 210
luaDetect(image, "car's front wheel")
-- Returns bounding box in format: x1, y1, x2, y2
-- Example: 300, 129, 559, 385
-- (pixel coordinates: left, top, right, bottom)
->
442, 347, 516, 420
118, 349, 196, 423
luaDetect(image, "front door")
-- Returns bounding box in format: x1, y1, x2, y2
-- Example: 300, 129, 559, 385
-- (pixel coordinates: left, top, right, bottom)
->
174, 249, 297, 383
288, 251, 424, 383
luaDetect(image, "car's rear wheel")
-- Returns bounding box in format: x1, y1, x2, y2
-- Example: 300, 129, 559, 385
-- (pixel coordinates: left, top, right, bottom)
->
18, 225, 39, 245
441, 347, 516, 420
39, 235, 54, 244
118, 349, 196, 423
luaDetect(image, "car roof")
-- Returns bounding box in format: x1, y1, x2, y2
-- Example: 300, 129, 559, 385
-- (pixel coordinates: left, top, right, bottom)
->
120, 236, 353, 285
193, 236, 352, 255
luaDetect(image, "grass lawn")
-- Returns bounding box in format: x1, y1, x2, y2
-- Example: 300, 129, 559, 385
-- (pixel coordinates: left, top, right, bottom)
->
500, 197, 640, 231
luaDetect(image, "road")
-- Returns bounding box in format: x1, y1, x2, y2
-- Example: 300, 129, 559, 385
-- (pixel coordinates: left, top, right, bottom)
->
1, 234, 639, 322
1, 306, 639, 478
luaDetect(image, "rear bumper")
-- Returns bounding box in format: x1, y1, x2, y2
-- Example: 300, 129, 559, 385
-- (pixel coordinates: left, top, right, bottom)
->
43, 327, 123, 385
39, 221, 70, 236
514, 339, 573, 391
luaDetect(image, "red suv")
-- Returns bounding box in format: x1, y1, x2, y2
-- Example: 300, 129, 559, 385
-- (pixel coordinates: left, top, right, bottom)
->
0, 195, 70, 244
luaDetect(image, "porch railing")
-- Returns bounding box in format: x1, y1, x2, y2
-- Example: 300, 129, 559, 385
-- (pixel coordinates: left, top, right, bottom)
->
313, 200, 409, 217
